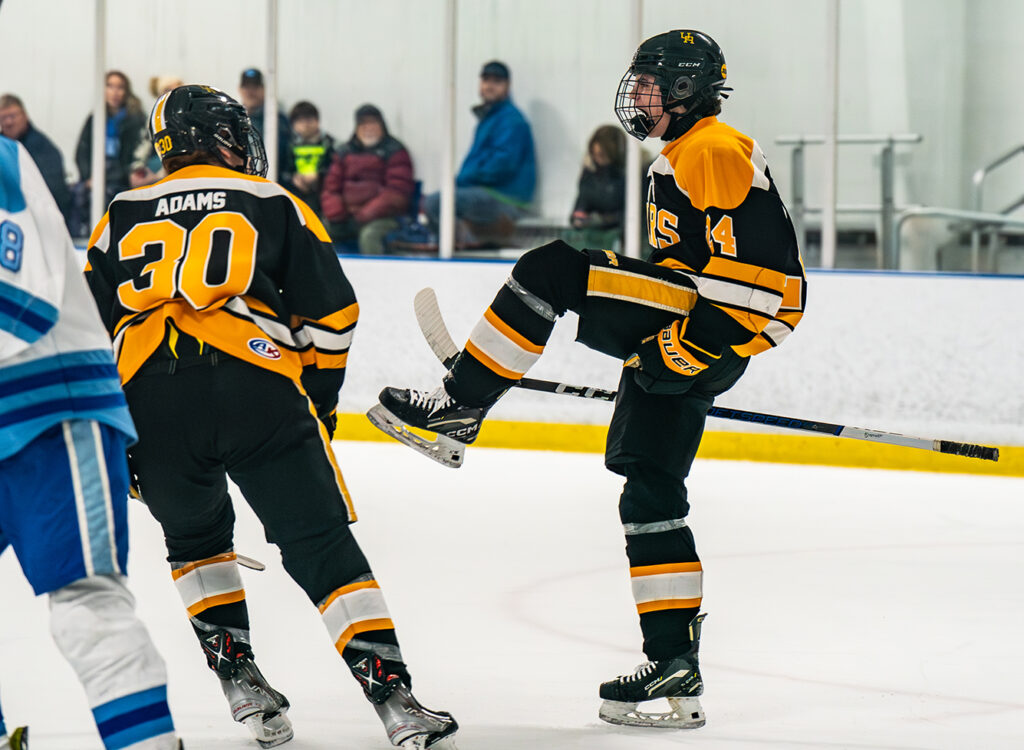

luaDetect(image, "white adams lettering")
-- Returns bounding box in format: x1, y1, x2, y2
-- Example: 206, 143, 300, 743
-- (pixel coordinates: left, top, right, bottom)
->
155, 191, 227, 217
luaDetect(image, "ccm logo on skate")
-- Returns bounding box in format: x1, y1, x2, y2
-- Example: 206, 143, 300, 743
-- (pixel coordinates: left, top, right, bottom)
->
248, 338, 281, 359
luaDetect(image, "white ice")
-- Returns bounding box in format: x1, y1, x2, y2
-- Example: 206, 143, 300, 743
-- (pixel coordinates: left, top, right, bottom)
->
2, 443, 1023, 749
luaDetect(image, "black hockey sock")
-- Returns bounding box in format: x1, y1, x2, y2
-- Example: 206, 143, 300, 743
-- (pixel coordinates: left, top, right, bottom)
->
447, 240, 588, 406
619, 463, 702, 661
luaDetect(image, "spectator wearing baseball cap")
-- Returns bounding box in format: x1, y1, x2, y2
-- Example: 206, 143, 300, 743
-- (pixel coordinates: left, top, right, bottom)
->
422, 59, 535, 246
237, 67, 293, 183
321, 103, 415, 254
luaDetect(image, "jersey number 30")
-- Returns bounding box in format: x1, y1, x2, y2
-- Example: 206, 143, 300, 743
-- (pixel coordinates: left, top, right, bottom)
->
117, 212, 258, 312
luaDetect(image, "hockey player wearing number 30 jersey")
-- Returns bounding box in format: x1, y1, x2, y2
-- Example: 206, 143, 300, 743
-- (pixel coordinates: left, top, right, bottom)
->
0, 136, 180, 749
85, 86, 457, 749
371, 30, 806, 730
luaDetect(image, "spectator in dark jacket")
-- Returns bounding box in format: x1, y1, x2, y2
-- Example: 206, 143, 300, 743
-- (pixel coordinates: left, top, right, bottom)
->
72, 70, 147, 236
321, 104, 415, 254
423, 60, 535, 244
0, 93, 73, 228
288, 101, 335, 218
238, 67, 293, 184
565, 124, 626, 251
74, 70, 146, 194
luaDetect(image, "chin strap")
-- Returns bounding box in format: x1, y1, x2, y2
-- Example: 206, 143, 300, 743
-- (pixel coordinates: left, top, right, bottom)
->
660, 88, 731, 141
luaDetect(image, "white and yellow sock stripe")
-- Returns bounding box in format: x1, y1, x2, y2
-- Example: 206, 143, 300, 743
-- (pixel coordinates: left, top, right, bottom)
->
171, 552, 245, 618
319, 577, 395, 656
464, 307, 545, 380
630, 561, 703, 615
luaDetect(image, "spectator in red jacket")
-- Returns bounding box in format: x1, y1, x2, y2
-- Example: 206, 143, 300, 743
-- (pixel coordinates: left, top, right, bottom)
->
321, 104, 414, 254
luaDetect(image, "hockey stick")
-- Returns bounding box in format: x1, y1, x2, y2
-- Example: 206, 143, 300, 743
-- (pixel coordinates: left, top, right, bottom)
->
413, 288, 999, 462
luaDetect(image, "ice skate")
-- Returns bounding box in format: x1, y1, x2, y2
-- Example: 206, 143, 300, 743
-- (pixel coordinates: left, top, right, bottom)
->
0, 726, 28, 750
598, 613, 707, 729
200, 629, 293, 748
348, 651, 459, 749
367, 385, 489, 468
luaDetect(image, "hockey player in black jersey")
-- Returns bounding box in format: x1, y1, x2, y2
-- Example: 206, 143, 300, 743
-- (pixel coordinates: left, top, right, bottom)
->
371, 31, 806, 729
85, 86, 457, 749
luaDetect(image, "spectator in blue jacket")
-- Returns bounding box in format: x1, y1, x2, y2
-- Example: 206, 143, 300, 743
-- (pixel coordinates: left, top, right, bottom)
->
0, 94, 73, 230
423, 60, 536, 244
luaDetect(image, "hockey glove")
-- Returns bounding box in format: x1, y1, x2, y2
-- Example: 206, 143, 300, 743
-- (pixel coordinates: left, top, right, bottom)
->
320, 408, 338, 441
624, 318, 721, 394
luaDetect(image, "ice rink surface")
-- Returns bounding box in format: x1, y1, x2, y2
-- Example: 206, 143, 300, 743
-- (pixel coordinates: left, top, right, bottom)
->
2, 442, 1023, 749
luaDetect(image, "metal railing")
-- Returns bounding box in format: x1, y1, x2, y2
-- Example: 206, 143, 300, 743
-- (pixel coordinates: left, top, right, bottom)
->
776, 134, 922, 268
970, 143, 1024, 261
893, 206, 1024, 271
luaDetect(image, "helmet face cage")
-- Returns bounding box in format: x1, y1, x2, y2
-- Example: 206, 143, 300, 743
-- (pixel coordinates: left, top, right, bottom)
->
615, 68, 678, 141
615, 70, 655, 141
242, 124, 268, 177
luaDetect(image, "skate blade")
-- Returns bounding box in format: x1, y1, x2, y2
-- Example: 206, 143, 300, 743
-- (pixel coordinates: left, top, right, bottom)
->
598, 696, 705, 729
367, 403, 465, 468
241, 711, 294, 748
394, 728, 459, 749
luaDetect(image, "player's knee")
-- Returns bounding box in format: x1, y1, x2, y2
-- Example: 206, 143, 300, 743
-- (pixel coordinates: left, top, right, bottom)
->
50, 576, 131, 639
511, 240, 579, 287
511, 240, 588, 313
619, 463, 690, 523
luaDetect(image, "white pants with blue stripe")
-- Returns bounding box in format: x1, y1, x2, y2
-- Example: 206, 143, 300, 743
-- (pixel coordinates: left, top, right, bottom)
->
0, 420, 178, 749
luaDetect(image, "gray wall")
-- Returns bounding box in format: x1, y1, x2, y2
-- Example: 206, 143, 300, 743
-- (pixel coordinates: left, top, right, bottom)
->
1, 0, 1020, 239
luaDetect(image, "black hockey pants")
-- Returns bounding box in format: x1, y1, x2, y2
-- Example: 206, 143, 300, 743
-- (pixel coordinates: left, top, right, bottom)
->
449, 240, 748, 660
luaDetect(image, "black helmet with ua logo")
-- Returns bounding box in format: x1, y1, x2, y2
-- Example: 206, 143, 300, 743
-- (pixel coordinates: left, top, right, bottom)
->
149, 85, 268, 177
615, 30, 731, 142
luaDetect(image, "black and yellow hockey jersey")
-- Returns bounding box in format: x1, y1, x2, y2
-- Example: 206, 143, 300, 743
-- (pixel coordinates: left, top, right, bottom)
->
646, 116, 805, 357
84, 164, 357, 393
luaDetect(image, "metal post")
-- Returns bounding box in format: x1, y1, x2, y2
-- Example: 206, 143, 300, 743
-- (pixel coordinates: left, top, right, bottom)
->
264, 0, 279, 182
790, 142, 805, 253
438, 0, 457, 259
880, 139, 895, 268
970, 171, 983, 268
89, 0, 107, 232
622, 0, 644, 259
820, 0, 840, 269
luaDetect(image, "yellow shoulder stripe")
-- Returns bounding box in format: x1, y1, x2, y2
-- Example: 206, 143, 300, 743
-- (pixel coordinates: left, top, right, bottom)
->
86, 212, 109, 250
285, 189, 332, 242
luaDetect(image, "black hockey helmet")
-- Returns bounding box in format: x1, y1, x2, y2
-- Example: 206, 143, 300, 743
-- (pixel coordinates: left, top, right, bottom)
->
149, 84, 268, 177
615, 30, 731, 142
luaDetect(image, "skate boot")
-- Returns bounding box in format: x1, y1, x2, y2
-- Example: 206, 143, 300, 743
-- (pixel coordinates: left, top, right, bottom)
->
348, 650, 459, 749
598, 613, 707, 729
200, 629, 293, 748
0, 726, 28, 750
367, 384, 489, 468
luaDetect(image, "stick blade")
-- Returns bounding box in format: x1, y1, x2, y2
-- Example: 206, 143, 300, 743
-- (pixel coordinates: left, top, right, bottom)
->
414, 287, 459, 367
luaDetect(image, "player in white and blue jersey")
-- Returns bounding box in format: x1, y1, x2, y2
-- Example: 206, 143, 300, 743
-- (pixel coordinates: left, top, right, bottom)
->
0, 135, 181, 750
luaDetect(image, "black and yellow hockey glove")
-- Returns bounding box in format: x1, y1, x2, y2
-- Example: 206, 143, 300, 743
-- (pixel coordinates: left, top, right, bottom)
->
624, 318, 721, 394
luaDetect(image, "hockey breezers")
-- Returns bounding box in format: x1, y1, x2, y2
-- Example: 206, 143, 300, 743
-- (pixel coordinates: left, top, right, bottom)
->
405, 287, 999, 464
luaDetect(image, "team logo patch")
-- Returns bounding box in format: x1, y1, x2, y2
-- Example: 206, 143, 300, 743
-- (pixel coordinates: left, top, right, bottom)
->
248, 338, 281, 359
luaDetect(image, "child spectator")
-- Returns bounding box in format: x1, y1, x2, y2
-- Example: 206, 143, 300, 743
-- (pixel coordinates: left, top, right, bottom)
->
288, 101, 335, 217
